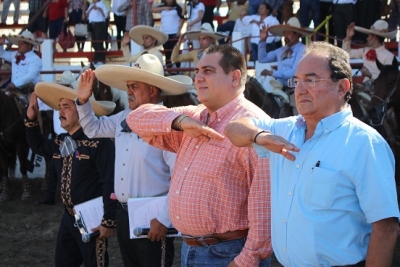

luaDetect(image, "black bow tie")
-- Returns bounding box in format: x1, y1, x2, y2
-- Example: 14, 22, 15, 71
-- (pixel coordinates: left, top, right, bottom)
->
15, 53, 26, 65
120, 119, 132, 133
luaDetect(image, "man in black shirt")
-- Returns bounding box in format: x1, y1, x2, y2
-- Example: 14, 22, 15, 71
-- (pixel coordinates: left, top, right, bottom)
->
25, 82, 117, 267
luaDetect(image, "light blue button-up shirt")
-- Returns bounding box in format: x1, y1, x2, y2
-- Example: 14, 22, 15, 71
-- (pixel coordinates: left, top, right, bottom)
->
258, 41, 305, 86
252, 108, 399, 266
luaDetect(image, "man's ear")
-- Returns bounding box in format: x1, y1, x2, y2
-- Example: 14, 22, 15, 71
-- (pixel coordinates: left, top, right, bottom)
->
231, 69, 241, 87
338, 78, 351, 97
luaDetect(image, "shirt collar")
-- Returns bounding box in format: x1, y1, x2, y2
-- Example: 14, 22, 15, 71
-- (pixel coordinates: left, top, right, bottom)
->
199, 94, 246, 124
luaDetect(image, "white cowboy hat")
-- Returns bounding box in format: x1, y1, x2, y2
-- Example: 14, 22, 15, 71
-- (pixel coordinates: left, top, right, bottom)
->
185, 23, 226, 41
7, 30, 42, 47
56, 70, 76, 86
129, 25, 168, 46
269, 17, 313, 37
354, 20, 397, 39
35, 82, 116, 116
95, 54, 193, 95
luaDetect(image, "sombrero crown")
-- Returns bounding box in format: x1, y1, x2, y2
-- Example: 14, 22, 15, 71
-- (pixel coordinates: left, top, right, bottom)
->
129, 25, 168, 46
95, 54, 193, 95
35, 82, 116, 116
185, 23, 226, 41
354, 20, 397, 39
269, 17, 313, 37
7, 30, 42, 47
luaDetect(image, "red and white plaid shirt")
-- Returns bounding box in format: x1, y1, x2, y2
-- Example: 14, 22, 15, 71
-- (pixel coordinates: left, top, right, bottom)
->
127, 94, 272, 267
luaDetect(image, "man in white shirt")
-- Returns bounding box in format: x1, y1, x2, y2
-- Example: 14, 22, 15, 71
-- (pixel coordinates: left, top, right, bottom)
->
86, 0, 108, 64
0, 30, 42, 102
76, 54, 193, 267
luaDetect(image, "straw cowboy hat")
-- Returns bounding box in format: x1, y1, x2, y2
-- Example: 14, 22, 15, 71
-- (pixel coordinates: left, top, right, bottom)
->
35, 82, 116, 116
95, 54, 193, 95
354, 20, 397, 39
129, 25, 168, 46
269, 17, 313, 37
7, 30, 42, 47
56, 70, 76, 86
185, 23, 226, 41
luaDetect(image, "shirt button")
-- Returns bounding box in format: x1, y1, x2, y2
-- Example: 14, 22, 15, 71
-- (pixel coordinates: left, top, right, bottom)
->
176, 216, 180, 220
166, 127, 170, 131
324, 129, 328, 133
184, 167, 188, 171
175, 190, 179, 194
283, 247, 287, 252
288, 191, 292, 196
126, 148, 128, 151
296, 164, 300, 168
282, 218, 286, 223
217, 119, 221, 122
123, 163, 125, 166
122, 193, 124, 196
195, 145, 199, 149
121, 178, 123, 181
151, 128, 154, 131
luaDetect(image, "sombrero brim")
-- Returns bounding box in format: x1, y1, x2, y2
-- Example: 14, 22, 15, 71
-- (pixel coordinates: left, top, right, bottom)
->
129, 26, 168, 46
269, 25, 313, 37
185, 31, 226, 41
7, 35, 42, 46
95, 65, 193, 95
35, 82, 116, 116
354, 26, 397, 39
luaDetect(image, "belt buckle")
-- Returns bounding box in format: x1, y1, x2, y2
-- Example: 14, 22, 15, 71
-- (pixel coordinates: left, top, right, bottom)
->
198, 236, 209, 247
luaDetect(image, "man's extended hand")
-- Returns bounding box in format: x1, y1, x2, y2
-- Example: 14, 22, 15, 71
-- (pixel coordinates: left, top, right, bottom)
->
27, 92, 39, 120
122, 33, 130, 46
256, 132, 299, 161
178, 116, 225, 142
260, 25, 269, 42
147, 218, 168, 242
91, 225, 115, 239
346, 22, 355, 40
77, 69, 95, 105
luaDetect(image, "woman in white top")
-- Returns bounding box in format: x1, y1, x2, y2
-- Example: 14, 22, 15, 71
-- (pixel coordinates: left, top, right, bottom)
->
152, 0, 184, 68
183, 0, 204, 49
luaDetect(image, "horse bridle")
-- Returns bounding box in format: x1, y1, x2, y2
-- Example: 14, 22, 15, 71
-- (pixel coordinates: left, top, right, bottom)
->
369, 71, 400, 127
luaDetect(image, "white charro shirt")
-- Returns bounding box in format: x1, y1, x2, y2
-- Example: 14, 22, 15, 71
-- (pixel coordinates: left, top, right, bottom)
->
76, 102, 175, 227
0, 46, 42, 88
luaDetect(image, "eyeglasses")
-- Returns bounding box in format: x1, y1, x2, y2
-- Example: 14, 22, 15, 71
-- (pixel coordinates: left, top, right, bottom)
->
287, 78, 338, 88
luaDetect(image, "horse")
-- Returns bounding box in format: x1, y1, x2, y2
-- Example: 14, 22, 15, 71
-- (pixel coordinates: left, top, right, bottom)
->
0, 91, 30, 201
368, 57, 400, 201
244, 76, 293, 118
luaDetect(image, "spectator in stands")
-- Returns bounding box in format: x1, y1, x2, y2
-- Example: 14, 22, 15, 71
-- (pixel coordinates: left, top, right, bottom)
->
265, 0, 285, 22
123, 0, 152, 33
68, 0, 88, 51
388, 0, 400, 41
318, 0, 334, 43
0, 63, 12, 89
332, 0, 356, 47
44, 0, 69, 52
86, 0, 108, 64
343, 20, 396, 92
0, 31, 42, 102
112, 0, 127, 50
121, 25, 168, 64
258, 17, 310, 87
248, 0, 262, 15
353, 0, 381, 44
27, 0, 49, 39
171, 22, 225, 71
1, 0, 20, 25
183, 0, 205, 49
201, 0, 219, 31
299, 0, 319, 31
152, 0, 184, 69
216, 0, 248, 44
245, 2, 280, 62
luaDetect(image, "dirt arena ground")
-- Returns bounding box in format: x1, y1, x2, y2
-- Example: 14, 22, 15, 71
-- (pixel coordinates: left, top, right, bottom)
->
0, 178, 399, 267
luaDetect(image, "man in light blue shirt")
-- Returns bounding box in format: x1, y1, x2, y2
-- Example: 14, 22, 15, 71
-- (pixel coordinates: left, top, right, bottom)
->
258, 17, 311, 87
224, 41, 400, 267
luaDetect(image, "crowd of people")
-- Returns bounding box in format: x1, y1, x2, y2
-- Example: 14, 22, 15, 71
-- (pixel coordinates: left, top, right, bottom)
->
0, 0, 400, 267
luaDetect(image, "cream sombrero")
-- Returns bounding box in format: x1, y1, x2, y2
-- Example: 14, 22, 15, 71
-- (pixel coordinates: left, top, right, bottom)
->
95, 54, 193, 95
269, 17, 313, 37
56, 70, 76, 86
129, 25, 168, 46
35, 82, 116, 116
354, 20, 397, 39
185, 23, 226, 41
7, 30, 42, 47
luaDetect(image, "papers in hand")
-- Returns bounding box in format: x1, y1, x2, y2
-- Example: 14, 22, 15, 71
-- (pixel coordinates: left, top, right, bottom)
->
73, 196, 103, 236
128, 196, 179, 239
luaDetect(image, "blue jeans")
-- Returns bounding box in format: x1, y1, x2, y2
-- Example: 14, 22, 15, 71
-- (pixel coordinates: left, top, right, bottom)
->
181, 238, 271, 266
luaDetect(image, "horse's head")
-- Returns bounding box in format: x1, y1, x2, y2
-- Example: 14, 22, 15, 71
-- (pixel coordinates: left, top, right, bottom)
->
368, 57, 399, 126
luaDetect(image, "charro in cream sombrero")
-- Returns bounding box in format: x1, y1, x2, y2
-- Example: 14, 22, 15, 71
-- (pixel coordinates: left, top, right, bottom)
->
7, 30, 42, 47
269, 17, 313, 37
95, 54, 193, 95
56, 70, 76, 86
35, 82, 116, 116
354, 20, 397, 39
185, 23, 226, 41
129, 25, 168, 46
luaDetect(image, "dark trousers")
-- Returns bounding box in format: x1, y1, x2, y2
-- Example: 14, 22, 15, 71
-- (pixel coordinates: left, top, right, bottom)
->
69, 9, 86, 50
55, 211, 109, 267
90, 21, 107, 62
114, 14, 127, 50
333, 3, 354, 47
116, 207, 175, 267
202, 5, 216, 30
217, 20, 235, 44
318, 1, 335, 43
164, 34, 180, 68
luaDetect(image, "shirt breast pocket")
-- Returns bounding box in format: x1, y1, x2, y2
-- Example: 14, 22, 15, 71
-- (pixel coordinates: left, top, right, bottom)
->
305, 167, 337, 209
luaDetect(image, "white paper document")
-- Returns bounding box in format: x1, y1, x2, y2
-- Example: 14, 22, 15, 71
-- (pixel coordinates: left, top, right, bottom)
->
128, 196, 179, 239
73, 196, 104, 235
